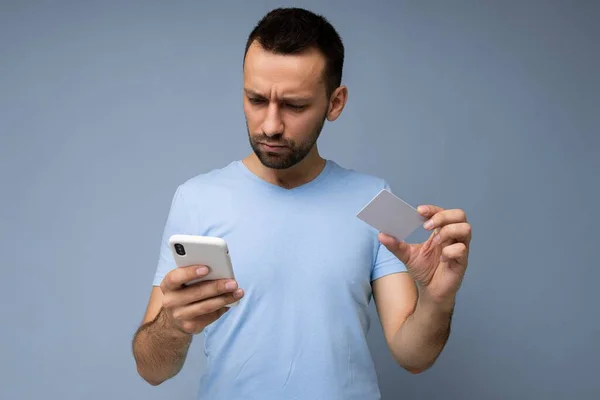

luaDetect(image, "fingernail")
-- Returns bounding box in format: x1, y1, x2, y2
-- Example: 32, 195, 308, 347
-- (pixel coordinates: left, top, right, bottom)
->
225, 281, 237, 290
233, 289, 244, 299
196, 266, 208, 275
433, 234, 441, 244
424, 219, 434, 230
418, 206, 427, 214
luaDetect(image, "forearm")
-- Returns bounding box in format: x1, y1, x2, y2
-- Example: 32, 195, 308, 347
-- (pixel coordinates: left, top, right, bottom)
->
391, 292, 454, 373
132, 307, 193, 385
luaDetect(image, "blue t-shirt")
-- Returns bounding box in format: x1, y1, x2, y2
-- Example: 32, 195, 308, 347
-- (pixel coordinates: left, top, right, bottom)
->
153, 159, 407, 399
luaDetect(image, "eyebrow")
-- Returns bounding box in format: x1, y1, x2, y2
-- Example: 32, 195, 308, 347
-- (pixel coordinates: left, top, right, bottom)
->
244, 89, 312, 103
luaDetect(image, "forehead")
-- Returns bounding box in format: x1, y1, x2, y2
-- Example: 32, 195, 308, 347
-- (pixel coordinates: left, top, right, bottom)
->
243, 41, 326, 96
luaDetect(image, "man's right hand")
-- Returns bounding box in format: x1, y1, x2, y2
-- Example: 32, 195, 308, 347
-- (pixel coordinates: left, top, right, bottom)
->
159, 265, 244, 335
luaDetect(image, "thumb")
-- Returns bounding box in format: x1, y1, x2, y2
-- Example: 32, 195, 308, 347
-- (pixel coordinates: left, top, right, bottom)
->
378, 232, 411, 265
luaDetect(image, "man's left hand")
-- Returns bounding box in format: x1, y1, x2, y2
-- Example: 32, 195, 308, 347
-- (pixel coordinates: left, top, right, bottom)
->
379, 205, 472, 311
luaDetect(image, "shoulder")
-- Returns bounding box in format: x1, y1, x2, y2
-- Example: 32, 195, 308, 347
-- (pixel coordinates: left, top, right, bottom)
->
327, 160, 391, 195
175, 161, 240, 198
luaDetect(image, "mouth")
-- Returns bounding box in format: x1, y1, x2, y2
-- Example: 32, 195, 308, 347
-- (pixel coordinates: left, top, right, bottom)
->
259, 142, 288, 151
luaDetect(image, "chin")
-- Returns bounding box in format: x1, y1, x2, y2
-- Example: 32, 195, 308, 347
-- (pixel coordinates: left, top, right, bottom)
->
249, 136, 315, 170
255, 152, 297, 170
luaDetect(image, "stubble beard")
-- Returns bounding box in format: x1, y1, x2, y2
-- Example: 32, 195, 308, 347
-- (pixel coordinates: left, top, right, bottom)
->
246, 115, 327, 170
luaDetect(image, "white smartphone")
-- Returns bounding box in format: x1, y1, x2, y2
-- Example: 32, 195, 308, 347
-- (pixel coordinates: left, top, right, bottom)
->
168, 234, 239, 307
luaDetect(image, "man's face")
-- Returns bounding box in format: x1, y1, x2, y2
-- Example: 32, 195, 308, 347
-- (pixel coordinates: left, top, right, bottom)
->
243, 41, 330, 170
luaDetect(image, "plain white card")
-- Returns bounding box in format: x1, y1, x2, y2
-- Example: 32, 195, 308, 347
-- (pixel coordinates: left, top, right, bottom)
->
356, 189, 426, 242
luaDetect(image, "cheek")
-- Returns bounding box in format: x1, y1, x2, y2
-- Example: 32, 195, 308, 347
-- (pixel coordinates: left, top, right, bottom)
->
286, 112, 321, 135
243, 105, 263, 129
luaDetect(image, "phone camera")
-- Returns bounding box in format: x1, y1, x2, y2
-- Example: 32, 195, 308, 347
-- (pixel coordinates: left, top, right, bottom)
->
174, 243, 186, 256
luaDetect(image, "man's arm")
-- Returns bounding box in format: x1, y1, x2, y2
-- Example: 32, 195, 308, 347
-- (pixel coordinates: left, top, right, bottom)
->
132, 287, 193, 385
132, 266, 242, 385
372, 272, 453, 374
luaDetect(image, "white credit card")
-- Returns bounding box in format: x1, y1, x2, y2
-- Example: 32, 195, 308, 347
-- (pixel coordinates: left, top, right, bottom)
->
356, 189, 426, 242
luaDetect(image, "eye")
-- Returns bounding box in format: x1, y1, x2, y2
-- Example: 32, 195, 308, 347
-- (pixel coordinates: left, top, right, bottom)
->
248, 97, 266, 105
286, 103, 306, 111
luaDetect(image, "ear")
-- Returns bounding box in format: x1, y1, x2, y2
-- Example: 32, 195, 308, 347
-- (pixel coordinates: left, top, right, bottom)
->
326, 85, 348, 122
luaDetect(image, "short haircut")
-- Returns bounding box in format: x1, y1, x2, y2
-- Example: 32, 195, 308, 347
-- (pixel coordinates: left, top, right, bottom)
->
244, 7, 345, 97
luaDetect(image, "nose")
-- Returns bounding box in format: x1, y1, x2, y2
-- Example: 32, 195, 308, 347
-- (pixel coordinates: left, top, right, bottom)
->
261, 103, 284, 136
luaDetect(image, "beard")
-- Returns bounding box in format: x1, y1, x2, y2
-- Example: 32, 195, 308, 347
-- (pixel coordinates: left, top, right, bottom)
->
246, 114, 327, 170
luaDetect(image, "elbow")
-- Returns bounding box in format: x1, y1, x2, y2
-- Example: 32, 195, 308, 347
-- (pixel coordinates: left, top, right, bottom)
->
390, 339, 445, 374
144, 379, 163, 386
395, 357, 436, 375
404, 365, 428, 374
136, 364, 167, 386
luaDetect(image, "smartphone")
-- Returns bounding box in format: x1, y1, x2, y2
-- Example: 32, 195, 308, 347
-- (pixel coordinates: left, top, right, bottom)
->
168, 234, 239, 307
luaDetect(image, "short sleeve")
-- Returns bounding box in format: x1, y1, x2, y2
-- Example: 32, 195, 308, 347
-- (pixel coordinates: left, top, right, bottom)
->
152, 185, 195, 286
370, 180, 408, 281
371, 242, 407, 281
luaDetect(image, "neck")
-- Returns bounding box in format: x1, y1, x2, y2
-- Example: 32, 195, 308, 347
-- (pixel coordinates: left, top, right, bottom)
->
243, 147, 326, 189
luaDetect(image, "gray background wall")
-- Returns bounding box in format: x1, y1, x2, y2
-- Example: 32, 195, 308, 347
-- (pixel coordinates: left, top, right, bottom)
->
1, 1, 598, 399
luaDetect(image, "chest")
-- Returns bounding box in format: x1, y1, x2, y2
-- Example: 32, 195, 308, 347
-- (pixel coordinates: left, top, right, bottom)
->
197, 193, 377, 302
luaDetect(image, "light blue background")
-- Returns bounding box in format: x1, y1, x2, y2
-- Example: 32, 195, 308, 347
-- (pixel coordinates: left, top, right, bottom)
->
1, 1, 598, 399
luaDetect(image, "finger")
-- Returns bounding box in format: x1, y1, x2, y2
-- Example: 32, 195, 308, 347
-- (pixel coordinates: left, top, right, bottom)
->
164, 278, 239, 309
160, 265, 210, 292
378, 232, 412, 264
203, 306, 230, 323
417, 205, 445, 219
423, 208, 468, 231
378, 232, 399, 247
432, 222, 472, 246
440, 242, 468, 265
179, 307, 230, 334
174, 290, 244, 320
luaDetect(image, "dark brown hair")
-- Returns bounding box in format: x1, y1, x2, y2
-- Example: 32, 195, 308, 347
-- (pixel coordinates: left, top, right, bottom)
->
244, 7, 345, 97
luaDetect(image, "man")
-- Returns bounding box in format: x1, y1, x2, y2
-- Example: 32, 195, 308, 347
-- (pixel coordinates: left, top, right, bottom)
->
132, 7, 472, 399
